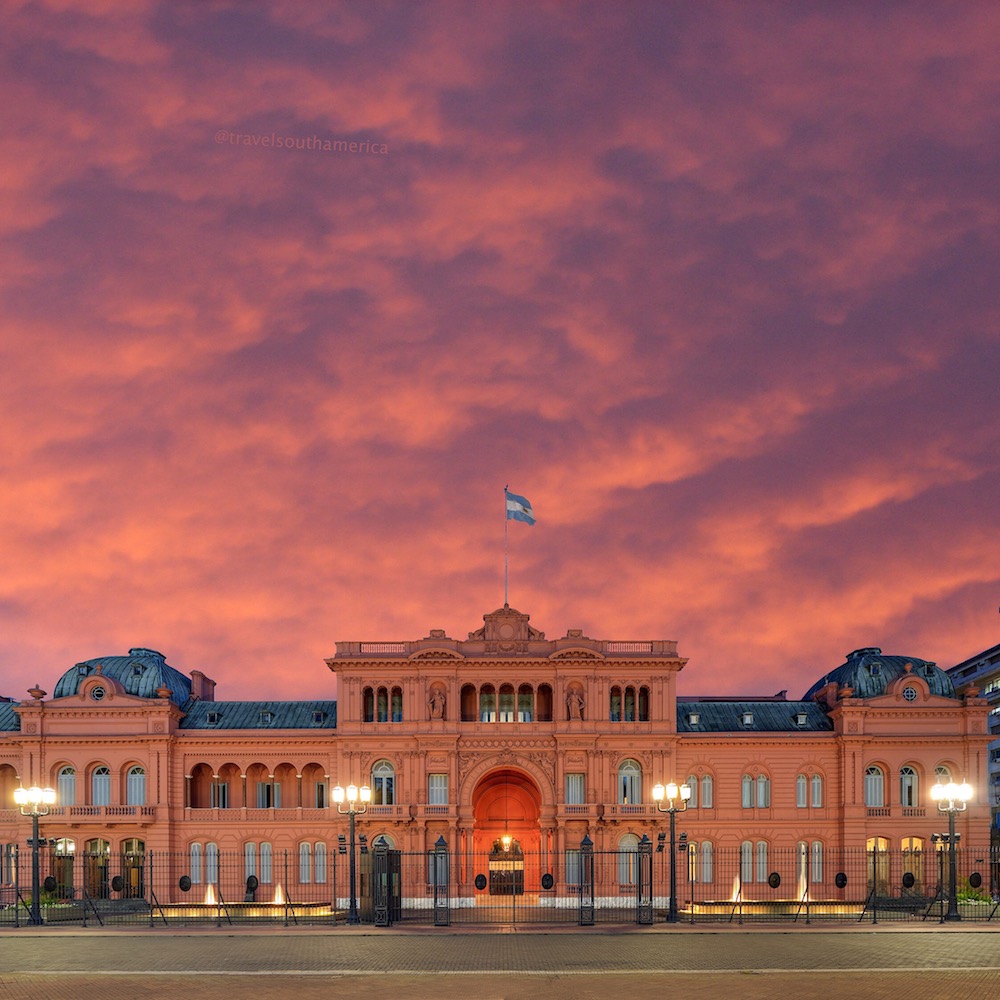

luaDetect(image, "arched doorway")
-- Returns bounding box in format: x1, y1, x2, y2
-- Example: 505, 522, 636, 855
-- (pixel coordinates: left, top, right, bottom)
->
472, 769, 541, 900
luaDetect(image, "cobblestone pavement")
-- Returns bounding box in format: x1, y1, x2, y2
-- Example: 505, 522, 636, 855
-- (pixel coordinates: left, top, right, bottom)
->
0, 927, 998, 1000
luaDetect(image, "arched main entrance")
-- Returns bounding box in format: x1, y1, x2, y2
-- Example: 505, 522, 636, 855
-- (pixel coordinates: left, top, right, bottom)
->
470, 768, 543, 915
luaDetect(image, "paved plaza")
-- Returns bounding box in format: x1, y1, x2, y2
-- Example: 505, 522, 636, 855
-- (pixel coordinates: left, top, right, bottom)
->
0, 926, 998, 1000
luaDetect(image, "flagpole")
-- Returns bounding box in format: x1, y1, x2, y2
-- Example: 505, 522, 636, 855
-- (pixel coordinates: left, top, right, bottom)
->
504, 485, 509, 606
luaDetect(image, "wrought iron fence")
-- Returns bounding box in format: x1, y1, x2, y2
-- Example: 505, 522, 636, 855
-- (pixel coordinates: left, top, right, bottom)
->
2, 841, 998, 927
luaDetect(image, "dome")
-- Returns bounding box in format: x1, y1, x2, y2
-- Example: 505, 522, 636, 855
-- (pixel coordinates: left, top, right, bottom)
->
802, 646, 956, 702
52, 647, 192, 707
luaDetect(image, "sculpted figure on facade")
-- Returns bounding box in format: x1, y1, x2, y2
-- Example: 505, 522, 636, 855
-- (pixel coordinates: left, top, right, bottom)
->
567, 688, 584, 721
428, 687, 446, 720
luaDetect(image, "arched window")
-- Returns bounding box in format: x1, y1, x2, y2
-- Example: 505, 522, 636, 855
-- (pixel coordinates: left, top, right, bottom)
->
126, 766, 146, 806
245, 842, 257, 879
935, 764, 952, 783
623, 686, 636, 722
92, 766, 111, 806
617, 833, 640, 884
314, 843, 327, 884
479, 685, 496, 722
609, 686, 622, 722
811, 841, 823, 882
755, 840, 768, 882
517, 684, 533, 722
299, 842, 312, 883
686, 775, 699, 808
371, 760, 395, 805
700, 840, 713, 882
618, 759, 642, 805
811, 774, 823, 808
756, 774, 770, 807
638, 686, 649, 722
206, 843, 219, 884
865, 766, 885, 807
190, 843, 203, 884
260, 842, 273, 883
498, 684, 516, 722
57, 766, 76, 806
376, 687, 388, 723
740, 841, 753, 883
796, 774, 808, 808
900, 766, 918, 807
700, 774, 714, 808
362, 687, 375, 723
741, 775, 753, 808
391, 687, 403, 722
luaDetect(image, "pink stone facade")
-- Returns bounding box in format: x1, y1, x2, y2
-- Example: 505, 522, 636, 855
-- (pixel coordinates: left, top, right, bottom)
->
1, 605, 992, 902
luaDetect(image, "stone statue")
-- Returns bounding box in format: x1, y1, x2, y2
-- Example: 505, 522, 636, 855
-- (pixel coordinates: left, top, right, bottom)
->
567, 689, 584, 721
429, 688, 446, 720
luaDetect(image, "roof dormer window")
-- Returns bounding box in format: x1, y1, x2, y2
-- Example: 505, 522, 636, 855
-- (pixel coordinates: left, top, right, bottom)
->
313, 711, 327, 725
795, 712, 807, 726
687, 712, 700, 726
259, 710, 273, 725
742, 712, 754, 727
207, 711, 221, 725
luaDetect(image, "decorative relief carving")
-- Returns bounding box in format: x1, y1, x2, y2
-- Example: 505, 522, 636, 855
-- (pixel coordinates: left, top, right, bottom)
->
152, 723, 165, 733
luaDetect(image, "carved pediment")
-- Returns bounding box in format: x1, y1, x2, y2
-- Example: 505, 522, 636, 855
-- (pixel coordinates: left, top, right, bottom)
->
468, 605, 544, 653
550, 647, 604, 660
409, 648, 465, 660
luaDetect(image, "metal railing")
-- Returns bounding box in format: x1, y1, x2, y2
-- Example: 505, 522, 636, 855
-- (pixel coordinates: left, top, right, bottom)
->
2, 842, 998, 928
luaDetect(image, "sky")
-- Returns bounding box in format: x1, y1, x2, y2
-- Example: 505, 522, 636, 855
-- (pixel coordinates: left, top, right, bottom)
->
2, 1, 998, 706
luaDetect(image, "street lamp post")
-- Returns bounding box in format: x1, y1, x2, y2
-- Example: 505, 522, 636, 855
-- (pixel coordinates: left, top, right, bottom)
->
14, 785, 57, 926
332, 783, 371, 924
930, 779, 973, 922
652, 781, 691, 923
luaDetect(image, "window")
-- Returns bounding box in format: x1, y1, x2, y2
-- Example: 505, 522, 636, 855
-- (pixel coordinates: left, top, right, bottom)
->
811, 774, 823, 808
376, 688, 388, 722
742, 712, 754, 727
211, 780, 229, 809
517, 685, 533, 722
391, 687, 403, 722
900, 766, 918, 807
902, 686, 918, 702
796, 774, 808, 808
617, 834, 639, 884
207, 711, 221, 725
618, 759, 642, 805
811, 841, 823, 882
479, 686, 496, 722
256, 780, 280, 808
756, 775, 770, 807
92, 766, 111, 806
313, 711, 326, 725
371, 760, 395, 805
498, 685, 516, 722
259, 710, 273, 725
427, 850, 448, 887
206, 843, 218, 883
740, 841, 753, 882
428, 773, 448, 805
245, 842, 257, 879
755, 841, 768, 882
700, 840, 713, 882
686, 775, 698, 808
566, 849, 582, 886
126, 766, 146, 806
700, 774, 713, 808
935, 765, 952, 783
190, 843, 203, 884
623, 687, 635, 722
58, 766, 76, 806
565, 773, 585, 805
314, 843, 327, 883
260, 842, 273, 883
865, 766, 885, 807
314, 781, 327, 809
299, 842, 312, 883
741, 774, 753, 808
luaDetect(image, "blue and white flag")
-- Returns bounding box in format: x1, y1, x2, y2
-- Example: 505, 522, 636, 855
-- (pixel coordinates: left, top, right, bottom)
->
505, 488, 535, 526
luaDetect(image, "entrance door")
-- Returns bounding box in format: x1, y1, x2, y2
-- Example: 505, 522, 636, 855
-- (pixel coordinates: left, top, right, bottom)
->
470, 769, 541, 922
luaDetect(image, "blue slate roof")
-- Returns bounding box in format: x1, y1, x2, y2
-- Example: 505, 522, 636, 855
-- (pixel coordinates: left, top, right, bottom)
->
677, 699, 833, 732
802, 646, 956, 701
180, 700, 337, 730
0, 697, 19, 732
52, 648, 193, 708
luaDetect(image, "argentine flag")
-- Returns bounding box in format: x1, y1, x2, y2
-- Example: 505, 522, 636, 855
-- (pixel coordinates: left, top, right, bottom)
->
505, 488, 536, 526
